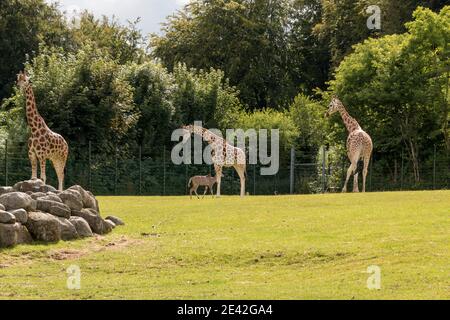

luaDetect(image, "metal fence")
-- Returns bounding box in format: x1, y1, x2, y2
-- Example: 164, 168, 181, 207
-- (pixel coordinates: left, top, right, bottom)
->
0, 140, 449, 195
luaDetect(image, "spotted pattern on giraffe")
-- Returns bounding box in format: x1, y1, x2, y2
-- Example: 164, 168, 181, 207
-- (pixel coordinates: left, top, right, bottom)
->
17, 71, 69, 191
326, 96, 373, 193
182, 125, 246, 197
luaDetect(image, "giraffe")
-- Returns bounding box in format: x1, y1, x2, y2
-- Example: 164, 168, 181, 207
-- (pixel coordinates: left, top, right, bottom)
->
325, 96, 373, 193
16, 71, 69, 191
182, 124, 246, 197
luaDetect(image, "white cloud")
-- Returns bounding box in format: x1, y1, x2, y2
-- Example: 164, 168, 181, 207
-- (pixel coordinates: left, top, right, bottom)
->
45, 0, 187, 34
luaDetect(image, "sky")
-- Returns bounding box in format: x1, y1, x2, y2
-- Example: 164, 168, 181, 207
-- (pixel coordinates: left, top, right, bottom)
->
45, 0, 190, 35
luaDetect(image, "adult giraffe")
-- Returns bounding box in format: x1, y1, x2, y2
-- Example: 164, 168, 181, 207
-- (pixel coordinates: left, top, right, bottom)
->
325, 96, 373, 193
182, 124, 246, 197
17, 71, 69, 191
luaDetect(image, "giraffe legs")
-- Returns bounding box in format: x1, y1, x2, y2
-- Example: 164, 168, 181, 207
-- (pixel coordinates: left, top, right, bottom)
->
52, 158, 66, 191
342, 161, 358, 193
353, 173, 360, 193
362, 155, 371, 193
39, 158, 47, 185
215, 165, 222, 197
28, 149, 38, 180
234, 164, 246, 197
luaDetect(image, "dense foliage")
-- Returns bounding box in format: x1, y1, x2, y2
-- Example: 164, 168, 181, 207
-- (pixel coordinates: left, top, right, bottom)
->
0, 0, 448, 191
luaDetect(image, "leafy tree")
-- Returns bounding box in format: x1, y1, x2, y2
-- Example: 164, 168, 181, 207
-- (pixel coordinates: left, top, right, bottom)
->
121, 62, 176, 150
289, 93, 327, 151
0, 0, 71, 102
151, 0, 295, 109
1, 46, 139, 156
172, 63, 243, 129
328, 7, 450, 182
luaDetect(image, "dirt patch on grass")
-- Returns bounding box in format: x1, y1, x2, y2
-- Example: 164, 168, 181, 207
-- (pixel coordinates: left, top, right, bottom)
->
47, 236, 142, 261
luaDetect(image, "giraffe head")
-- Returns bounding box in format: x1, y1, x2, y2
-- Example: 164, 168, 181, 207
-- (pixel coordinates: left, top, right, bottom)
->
181, 125, 194, 143
325, 95, 344, 118
16, 71, 30, 90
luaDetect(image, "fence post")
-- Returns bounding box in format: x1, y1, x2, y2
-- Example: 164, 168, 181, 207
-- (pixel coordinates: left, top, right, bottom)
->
322, 145, 326, 193
433, 144, 436, 190
114, 149, 118, 195
139, 145, 142, 195
253, 164, 256, 196
4, 139, 8, 186
88, 140, 92, 191
369, 154, 373, 192
163, 147, 166, 196
400, 149, 404, 190
290, 147, 295, 194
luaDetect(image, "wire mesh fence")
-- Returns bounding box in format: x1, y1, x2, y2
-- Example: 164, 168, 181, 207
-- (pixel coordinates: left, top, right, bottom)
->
0, 140, 448, 195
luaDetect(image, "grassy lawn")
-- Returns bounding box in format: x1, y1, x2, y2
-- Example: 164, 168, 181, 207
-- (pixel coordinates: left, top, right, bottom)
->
0, 191, 449, 300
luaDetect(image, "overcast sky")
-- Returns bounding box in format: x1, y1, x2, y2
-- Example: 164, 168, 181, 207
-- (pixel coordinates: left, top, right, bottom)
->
45, 0, 190, 35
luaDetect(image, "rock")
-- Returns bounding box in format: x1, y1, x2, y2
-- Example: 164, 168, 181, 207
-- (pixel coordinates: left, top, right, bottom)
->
25, 211, 61, 242
69, 216, 93, 238
0, 210, 16, 224
36, 199, 71, 219
30, 192, 47, 200
0, 192, 34, 211
68, 185, 98, 211
0, 187, 14, 195
56, 217, 78, 241
104, 219, 116, 230
9, 209, 28, 224
59, 189, 83, 212
105, 216, 124, 226
0, 204, 5, 211
13, 179, 45, 193
39, 185, 58, 193
72, 208, 105, 234
39, 194, 62, 203
0, 223, 32, 247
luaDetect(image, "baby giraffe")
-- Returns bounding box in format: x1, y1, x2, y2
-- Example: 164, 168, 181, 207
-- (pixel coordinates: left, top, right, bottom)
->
188, 174, 218, 199
17, 71, 69, 191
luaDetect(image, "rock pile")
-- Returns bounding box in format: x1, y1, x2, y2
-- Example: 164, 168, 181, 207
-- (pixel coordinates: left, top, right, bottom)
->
0, 179, 124, 248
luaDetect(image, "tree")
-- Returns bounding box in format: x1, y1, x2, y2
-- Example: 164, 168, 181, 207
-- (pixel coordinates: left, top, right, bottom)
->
328, 6, 450, 182
0, 0, 71, 102
151, 0, 295, 109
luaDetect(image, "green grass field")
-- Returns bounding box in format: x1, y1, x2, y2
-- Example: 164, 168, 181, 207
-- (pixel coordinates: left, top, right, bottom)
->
0, 191, 449, 300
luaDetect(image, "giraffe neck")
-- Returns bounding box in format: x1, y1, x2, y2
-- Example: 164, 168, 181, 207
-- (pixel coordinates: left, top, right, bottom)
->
338, 106, 361, 133
192, 126, 224, 146
24, 85, 47, 131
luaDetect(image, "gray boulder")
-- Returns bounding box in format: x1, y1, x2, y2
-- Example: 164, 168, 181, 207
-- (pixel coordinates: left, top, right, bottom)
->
13, 179, 45, 193
105, 216, 124, 226
0, 192, 34, 211
0, 186, 14, 195
0, 210, 16, 224
0, 223, 32, 248
36, 199, 71, 219
72, 208, 105, 234
25, 211, 61, 242
104, 219, 116, 229
39, 185, 58, 193
30, 192, 47, 200
0, 204, 5, 211
69, 216, 93, 238
9, 209, 28, 224
59, 189, 83, 212
68, 185, 98, 211
56, 217, 78, 241
39, 194, 62, 203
